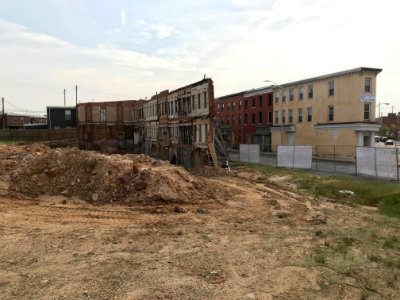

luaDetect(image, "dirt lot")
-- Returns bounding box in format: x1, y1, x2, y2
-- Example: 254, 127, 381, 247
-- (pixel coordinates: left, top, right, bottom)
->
0, 144, 399, 299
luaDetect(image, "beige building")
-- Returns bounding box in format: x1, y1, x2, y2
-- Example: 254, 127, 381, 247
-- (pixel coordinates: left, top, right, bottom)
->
271, 67, 382, 157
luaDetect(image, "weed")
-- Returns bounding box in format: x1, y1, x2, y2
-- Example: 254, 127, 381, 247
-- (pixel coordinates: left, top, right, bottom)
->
313, 247, 327, 264
379, 194, 400, 219
383, 236, 400, 249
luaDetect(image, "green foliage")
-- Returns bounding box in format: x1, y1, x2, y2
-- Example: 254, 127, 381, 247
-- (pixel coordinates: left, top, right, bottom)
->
379, 194, 400, 219
383, 236, 400, 250
378, 124, 397, 139
313, 247, 327, 264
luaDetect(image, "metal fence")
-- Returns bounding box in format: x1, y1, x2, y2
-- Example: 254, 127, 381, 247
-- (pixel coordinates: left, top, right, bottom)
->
0, 129, 77, 141
229, 144, 400, 181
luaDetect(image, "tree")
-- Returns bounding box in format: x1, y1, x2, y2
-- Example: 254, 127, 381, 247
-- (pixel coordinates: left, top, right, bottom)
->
378, 124, 396, 139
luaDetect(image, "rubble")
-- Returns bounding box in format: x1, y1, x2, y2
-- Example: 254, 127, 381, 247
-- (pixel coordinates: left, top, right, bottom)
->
0, 144, 221, 205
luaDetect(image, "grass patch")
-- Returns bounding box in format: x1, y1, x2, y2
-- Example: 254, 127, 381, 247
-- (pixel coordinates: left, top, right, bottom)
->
313, 247, 327, 264
383, 236, 400, 250
379, 193, 400, 219
0, 140, 26, 145
235, 162, 400, 215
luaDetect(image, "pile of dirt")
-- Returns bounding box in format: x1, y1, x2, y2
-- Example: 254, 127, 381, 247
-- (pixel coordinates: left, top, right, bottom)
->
0, 144, 224, 205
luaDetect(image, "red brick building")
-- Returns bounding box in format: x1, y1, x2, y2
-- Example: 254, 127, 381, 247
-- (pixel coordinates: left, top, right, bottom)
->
215, 86, 274, 150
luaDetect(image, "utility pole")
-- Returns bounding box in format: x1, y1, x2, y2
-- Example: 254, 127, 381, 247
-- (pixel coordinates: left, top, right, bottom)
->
75, 85, 78, 106
64, 89, 66, 107
1, 97, 4, 130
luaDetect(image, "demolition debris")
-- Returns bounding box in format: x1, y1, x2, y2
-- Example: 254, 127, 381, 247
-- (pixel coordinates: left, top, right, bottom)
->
0, 144, 228, 205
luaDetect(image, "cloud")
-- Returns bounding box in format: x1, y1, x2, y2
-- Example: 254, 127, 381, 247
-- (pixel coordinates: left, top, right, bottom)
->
120, 9, 126, 26
136, 20, 177, 40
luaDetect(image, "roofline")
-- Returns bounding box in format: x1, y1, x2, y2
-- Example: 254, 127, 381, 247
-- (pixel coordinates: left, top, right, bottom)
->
46, 106, 77, 109
273, 67, 383, 89
216, 85, 274, 100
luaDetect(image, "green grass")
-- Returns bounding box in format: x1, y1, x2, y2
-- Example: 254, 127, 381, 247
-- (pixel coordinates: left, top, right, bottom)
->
0, 140, 26, 145
234, 162, 400, 218
379, 193, 400, 219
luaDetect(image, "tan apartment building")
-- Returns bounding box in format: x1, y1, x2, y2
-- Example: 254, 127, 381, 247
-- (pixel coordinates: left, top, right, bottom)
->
271, 67, 382, 157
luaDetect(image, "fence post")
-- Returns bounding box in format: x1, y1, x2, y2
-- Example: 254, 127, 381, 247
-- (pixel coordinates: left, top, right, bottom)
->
396, 147, 399, 182
355, 146, 358, 175
334, 145, 336, 173
292, 145, 295, 169
374, 147, 377, 178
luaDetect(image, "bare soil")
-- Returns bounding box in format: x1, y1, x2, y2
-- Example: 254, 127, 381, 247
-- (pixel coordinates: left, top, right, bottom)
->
0, 144, 399, 299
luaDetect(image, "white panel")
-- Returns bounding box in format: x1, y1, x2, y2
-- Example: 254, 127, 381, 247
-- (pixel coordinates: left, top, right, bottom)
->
376, 148, 398, 179
356, 147, 376, 176
239, 144, 260, 163
277, 146, 294, 168
293, 146, 312, 169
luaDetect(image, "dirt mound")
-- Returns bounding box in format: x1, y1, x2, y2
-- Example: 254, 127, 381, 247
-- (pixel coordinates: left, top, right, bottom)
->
1, 144, 221, 205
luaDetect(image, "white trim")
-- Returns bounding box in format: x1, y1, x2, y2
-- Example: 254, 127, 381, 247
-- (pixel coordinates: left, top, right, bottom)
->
270, 126, 296, 132
315, 123, 381, 132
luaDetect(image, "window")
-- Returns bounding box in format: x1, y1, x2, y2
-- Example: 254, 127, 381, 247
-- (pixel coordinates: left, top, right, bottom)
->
275, 95, 279, 103
268, 111, 272, 124
198, 94, 201, 109
329, 80, 334, 96
274, 110, 279, 124
221, 103, 224, 112
308, 84, 313, 99
299, 86, 303, 100
364, 103, 370, 120
217, 103, 220, 112
239, 100, 242, 109
298, 108, 303, 123
259, 96, 263, 107
365, 78, 371, 93
282, 90, 286, 102
282, 110, 286, 124
100, 108, 106, 122
288, 109, 293, 123
252, 113, 255, 124
227, 116, 230, 125
258, 111, 262, 124
268, 94, 272, 106
307, 107, 312, 122
232, 101, 235, 110
65, 110, 71, 121
232, 115, 235, 125
239, 114, 242, 124
328, 106, 334, 122
204, 92, 208, 108
244, 113, 248, 124
289, 88, 294, 101
227, 103, 230, 111
252, 98, 255, 108
245, 100, 248, 109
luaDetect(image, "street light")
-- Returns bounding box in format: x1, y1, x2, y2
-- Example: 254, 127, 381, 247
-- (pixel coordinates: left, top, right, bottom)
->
378, 102, 390, 124
264, 80, 285, 145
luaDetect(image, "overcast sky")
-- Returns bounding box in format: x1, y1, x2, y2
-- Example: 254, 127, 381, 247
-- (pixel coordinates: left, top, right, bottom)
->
0, 0, 399, 115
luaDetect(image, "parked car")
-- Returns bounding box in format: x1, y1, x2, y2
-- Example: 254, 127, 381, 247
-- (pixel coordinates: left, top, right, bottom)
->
385, 139, 394, 145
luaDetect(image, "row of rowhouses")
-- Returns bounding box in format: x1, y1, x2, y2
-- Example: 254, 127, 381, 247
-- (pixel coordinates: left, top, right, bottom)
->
76, 67, 382, 165
215, 67, 382, 157
77, 78, 224, 168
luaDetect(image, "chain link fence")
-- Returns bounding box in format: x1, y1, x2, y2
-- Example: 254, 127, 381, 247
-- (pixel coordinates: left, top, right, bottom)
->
229, 144, 400, 180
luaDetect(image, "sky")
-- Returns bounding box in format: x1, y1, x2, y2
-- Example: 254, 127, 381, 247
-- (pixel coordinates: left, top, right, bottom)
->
0, 0, 399, 116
